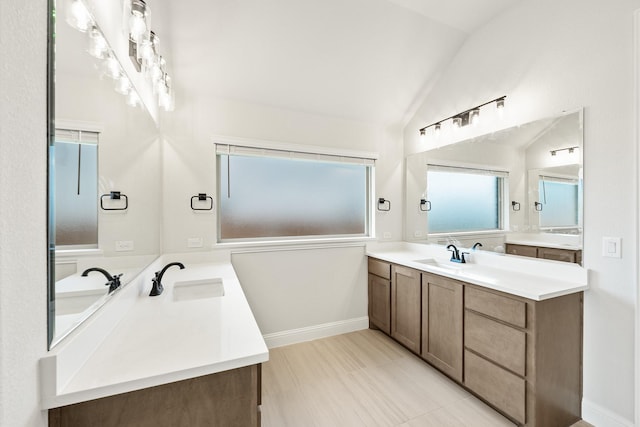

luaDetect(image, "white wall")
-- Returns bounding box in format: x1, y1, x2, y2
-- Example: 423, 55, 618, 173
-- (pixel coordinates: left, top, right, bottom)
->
0, 0, 48, 426
405, 0, 640, 424
161, 93, 404, 336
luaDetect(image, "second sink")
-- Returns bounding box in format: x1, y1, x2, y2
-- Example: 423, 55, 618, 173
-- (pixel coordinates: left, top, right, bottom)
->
173, 278, 225, 301
413, 258, 471, 272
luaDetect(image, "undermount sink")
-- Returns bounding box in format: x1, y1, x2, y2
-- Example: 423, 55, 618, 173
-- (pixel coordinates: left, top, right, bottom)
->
172, 278, 225, 301
413, 258, 471, 272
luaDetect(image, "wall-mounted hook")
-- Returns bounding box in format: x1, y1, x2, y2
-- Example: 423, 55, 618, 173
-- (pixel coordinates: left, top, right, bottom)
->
419, 199, 431, 212
377, 198, 391, 211
191, 193, 214, 211
534, 201, 543, 211
100, 191, 128, 211
511, 201, 521, 211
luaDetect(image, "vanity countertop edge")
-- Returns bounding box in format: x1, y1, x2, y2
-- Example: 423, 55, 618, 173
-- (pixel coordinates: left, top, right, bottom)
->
41, 258, 269, 410
366, 242, 588, 301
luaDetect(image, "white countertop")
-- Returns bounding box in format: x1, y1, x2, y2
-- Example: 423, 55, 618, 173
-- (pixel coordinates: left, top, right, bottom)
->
367, 242, 588, 301
41, 259, 268, 409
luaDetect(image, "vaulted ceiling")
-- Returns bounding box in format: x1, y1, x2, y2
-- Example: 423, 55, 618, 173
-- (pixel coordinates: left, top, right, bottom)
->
166, 0, 521, 126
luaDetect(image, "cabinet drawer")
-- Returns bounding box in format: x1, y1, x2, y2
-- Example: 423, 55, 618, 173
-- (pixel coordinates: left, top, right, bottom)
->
505, 243, 537, 258
465, 286, 526, 329
465, 350, 525, 424
368, 258, 391, 280
465, 311, 526, 376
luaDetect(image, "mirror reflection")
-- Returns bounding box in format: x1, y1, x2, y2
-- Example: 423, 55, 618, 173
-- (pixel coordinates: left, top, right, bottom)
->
406, 110, 583, 264
49, 0, 161, 347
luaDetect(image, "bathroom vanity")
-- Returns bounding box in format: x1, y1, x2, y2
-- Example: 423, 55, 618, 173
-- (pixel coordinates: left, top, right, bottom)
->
41, 256, 268, 427
367, 242, 587, 427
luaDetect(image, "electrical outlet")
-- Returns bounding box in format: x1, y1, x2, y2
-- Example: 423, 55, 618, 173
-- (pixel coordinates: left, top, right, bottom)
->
383, 232, 392, 239
187, 237, 203, 248
115, 240, 134, 252
414, 230, 423, 238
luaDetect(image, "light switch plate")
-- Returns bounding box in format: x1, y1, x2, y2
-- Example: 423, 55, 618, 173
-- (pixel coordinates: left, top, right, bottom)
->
602, 237, 621, 258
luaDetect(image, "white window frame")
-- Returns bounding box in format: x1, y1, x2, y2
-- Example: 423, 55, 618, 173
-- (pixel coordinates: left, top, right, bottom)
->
213, 136, 378, 245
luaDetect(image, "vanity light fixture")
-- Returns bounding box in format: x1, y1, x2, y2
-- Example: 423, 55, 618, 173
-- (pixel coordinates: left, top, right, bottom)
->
418, 96, 506, 136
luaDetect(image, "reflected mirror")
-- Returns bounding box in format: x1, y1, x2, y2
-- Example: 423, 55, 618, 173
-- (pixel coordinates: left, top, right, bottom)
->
406, 110, 583, 264
48, 0, 161, 347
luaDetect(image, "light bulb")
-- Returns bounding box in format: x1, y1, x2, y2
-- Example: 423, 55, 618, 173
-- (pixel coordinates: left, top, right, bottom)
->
104, 54, 121, 79
470, 108, 480, 125
452, 117, 462, 129
126, 90, 141, 107
115, 74, 132, 95
129, 0, 149, 43
67, 0, 92, 32
434, 123, 441, 138
87, 26, 108, 59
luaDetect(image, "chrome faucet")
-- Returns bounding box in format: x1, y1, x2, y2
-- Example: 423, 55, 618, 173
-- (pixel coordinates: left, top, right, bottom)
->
81, 267, 122, 293
150, 262, 185, 296
447, 244, 469, 263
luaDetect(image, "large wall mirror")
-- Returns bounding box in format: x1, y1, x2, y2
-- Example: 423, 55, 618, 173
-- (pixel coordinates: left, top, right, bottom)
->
48, 0, 161, 348
406, 109, 583, 264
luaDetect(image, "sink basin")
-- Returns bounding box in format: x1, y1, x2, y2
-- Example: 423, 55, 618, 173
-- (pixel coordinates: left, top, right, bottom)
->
173, 278, 225, 301
413, 258, 470, 272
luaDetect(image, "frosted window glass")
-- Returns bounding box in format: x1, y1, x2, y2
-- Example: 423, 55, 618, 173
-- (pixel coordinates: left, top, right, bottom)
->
218, 154, 369, 240
427, 171, 501, 233
54, 142, 98, 246
538, 180, 579, 227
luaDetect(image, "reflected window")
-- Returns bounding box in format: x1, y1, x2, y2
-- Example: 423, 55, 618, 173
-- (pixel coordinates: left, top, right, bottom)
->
216, 145, 373, 241
538, 177, 579, 228
426, 165, 507, 233
53, 129, 98, 247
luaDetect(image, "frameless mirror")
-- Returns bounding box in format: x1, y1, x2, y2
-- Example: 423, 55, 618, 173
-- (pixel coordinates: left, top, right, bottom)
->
406, 110, 583, 263
48, 0, 161, 347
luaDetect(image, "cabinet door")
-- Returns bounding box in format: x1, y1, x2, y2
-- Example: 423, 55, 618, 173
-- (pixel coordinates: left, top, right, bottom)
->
391, 265, 421, 353
368, 273, 391, 335
421, 274, 463, 382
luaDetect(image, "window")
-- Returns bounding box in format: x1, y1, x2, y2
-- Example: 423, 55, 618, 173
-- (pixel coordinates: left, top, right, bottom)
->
426, 165, 507, 234
538, 176, 579, 228
53, 129, 99, 247
216, 144, 374, 241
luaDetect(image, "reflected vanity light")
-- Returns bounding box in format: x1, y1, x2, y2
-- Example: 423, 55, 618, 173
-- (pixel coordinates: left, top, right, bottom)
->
66, 0, 92, 32
87, 26, 108, 59
129, 0, 150, 43
418, 96, 506, 137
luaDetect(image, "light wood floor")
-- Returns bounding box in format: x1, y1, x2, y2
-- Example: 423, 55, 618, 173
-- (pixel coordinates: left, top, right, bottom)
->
261, 329, 593, 427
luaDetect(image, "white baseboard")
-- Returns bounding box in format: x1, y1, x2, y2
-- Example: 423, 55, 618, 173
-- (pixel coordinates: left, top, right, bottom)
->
583, 398, 635, 427
263, 317, 369, 349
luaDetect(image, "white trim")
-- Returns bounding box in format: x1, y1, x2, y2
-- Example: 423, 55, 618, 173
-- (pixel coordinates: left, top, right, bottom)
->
582, 398, 635, 427
262, 317, 369, 349
635, 9, 640, 427
212, 134, 379, 161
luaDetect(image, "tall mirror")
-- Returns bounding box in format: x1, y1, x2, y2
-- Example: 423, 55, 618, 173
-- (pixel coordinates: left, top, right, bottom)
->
406, 110, 583, 264
48, 0, 161, 348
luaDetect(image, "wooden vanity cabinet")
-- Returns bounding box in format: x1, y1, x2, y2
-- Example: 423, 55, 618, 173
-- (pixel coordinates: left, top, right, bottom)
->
420, 273, 463, 382
367, 258, 391, 334
464, 285, 583, 427
390, 265, 421, 354
49, 364, 262, 427
367, 257, 583, 427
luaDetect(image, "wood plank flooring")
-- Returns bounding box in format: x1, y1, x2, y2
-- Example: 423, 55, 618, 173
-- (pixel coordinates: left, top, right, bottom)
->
261, 329, 593, 427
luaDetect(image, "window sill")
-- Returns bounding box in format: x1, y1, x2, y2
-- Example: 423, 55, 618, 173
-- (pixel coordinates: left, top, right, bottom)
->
215, 236, 376, 253
55, 248, 104, 258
